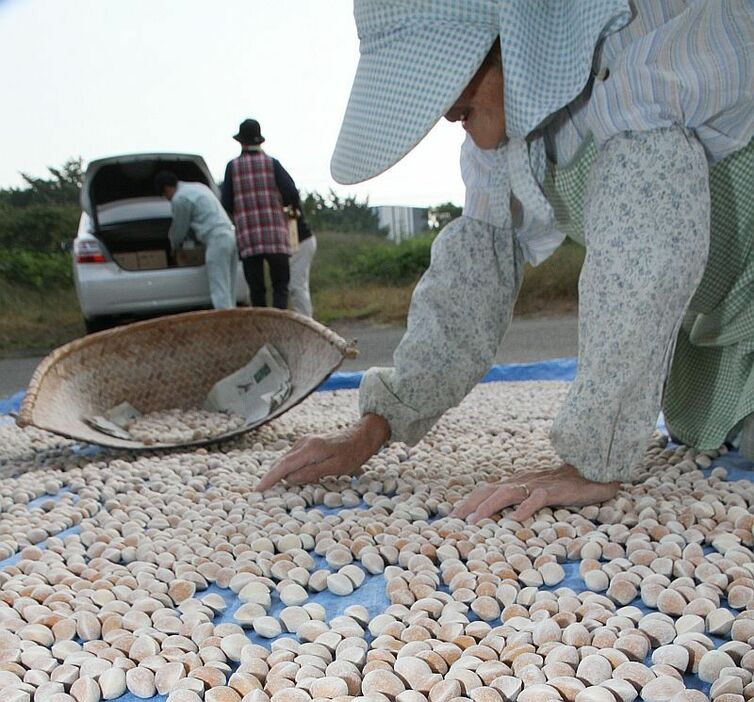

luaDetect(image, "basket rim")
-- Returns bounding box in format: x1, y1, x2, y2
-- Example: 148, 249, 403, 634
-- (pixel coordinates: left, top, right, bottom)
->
17, 308, 358, 436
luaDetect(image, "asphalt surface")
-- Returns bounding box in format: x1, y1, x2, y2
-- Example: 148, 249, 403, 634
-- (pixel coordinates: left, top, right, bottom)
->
0, 315, 578, 398
0, 356, 43, 398
331, 315, 578, 371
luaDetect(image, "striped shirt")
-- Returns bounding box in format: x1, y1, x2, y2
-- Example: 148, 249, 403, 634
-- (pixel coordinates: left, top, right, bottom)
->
229, 149, 290, 258
462, 0, 754, 265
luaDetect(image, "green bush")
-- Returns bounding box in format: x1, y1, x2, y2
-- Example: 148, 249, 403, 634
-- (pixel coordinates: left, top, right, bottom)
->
302, 190, 386, 235
0, 249, 73, 290
350, 232, 436, 284
0, 203, 80, 253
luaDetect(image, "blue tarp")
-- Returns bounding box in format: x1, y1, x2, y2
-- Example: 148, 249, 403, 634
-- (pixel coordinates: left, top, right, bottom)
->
0, 461, 748, 702
1, 361, 751, 702
316, 358, 579, 391
0, 359, 581, 414
0, 390, 24, 416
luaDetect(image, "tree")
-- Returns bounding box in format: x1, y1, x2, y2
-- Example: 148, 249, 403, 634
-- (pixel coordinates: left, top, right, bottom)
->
21, 157, 84, 205
0, 158, 84, 251
0, 158, 84, 208
428, 201, 462, 230
302, 189, 386, 235
0, 204, 80, 252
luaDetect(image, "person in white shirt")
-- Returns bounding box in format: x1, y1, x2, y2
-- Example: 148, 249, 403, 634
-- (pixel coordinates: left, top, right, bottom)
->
156, 171, 238, 310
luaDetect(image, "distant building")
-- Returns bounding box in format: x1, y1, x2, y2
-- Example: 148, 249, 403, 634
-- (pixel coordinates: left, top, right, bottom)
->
373, 206, 429, 243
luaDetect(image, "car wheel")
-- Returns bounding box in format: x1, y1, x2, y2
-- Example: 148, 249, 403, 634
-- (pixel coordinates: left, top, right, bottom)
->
84, 317, 115, 334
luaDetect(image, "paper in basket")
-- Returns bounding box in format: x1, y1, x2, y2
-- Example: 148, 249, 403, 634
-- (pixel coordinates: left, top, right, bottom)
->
203, 344, 292, 423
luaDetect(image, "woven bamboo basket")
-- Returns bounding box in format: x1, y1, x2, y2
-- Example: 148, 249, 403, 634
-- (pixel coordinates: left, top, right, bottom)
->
17, 309, 357, 450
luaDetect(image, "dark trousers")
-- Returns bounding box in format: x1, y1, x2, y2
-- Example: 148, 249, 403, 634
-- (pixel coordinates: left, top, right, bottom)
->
242, 253, 290, 309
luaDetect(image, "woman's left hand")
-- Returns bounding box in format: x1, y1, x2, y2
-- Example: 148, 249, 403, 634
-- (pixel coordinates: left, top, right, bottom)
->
449, 464, 620, 524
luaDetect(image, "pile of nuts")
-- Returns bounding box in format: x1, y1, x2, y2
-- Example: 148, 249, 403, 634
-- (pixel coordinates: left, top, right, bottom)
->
125, 409, 247, 445
0, 381, 751, 702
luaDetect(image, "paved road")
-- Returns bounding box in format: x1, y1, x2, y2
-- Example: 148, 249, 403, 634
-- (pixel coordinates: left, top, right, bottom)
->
331, 315, 578, 372
0, 315, 578, 398
0, 357, 43, 398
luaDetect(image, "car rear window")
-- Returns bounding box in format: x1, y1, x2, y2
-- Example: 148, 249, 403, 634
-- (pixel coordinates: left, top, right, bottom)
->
90, 160, 209, 207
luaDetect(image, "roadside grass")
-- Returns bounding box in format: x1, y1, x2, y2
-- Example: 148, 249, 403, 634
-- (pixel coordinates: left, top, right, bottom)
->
0, 230, 583, 353
310, 231, 583, 323
313, 283, 417, 325
309, 231, 391, 289
515, 239, 584, 316
310, 231, 422, 325
0, 280, 83, 354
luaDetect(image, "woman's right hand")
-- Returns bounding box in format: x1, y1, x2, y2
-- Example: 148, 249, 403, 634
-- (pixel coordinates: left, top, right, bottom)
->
255, 413, 391, 491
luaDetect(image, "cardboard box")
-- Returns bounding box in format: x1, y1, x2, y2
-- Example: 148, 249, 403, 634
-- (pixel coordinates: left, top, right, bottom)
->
136, 250, 168, 270
113, 252, 139, 270
175, 245, 206, 267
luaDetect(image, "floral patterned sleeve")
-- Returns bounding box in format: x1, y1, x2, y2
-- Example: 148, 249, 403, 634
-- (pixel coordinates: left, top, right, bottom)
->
550, 127, 710, 483
359, 215, 525, 445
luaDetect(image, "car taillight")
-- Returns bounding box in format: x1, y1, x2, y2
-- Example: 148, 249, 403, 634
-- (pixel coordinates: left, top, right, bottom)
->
74, 239, 107, 264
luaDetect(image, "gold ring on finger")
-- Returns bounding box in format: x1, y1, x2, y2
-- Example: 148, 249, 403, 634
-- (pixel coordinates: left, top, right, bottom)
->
518, 484, 530, 499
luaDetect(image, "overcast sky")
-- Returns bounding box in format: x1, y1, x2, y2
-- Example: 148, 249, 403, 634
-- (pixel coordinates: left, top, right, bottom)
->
0, 0, 466, 207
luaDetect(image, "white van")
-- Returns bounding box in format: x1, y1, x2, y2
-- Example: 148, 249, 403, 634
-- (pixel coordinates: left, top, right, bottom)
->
74, 153, 248, 332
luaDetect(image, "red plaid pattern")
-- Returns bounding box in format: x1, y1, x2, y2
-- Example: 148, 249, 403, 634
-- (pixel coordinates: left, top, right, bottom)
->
231, 151, 290, 257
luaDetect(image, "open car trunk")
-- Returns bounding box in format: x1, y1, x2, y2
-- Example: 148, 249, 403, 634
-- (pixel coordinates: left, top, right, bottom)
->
81, 154, 216, 270
98, 218, 177, 270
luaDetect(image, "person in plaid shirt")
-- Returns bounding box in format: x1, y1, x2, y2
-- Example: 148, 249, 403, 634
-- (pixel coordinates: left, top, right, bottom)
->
222, 119, 296, 310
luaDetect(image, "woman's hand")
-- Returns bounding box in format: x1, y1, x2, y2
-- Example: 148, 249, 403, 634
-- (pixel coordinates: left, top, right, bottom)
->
450, 464, 620, 524
255, 414, 391, 492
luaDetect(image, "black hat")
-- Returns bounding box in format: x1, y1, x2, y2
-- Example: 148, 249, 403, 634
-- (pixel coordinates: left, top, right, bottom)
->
234, 119, 265, 145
